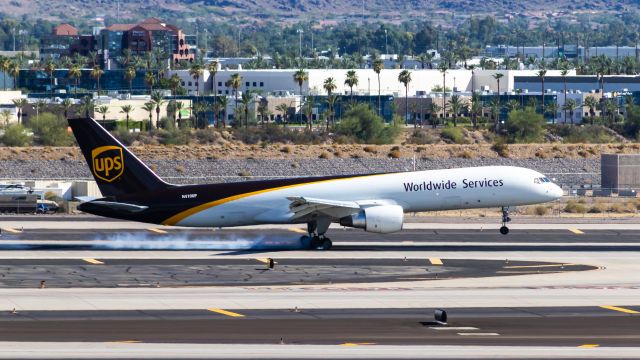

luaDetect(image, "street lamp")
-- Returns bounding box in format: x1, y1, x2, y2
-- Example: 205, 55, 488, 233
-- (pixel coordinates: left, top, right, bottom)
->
297, 29, 304, 59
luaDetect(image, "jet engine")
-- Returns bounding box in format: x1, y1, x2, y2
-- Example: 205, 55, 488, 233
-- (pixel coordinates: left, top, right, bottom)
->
339, 205, 404, 233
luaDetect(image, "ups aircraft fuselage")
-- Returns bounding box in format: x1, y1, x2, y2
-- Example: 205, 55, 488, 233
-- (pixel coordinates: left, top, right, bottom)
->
69, 117, 562, 250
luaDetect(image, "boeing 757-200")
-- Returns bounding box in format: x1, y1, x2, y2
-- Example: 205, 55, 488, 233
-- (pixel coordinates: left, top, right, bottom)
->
68, 117, 563, 250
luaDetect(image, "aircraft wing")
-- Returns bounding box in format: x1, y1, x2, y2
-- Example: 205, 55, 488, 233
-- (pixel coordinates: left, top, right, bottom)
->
287, 196, 361, 220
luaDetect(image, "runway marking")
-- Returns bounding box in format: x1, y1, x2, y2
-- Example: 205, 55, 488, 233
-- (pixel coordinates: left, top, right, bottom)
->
108, 340, 142, 344
287, 227, 307, 234
578, 344, 600, 348
457, 332, 500, 336
339, 342, 376, 346
568, 228, 584, 234
430, 327, 479, 331
82, 258, 104, 265
1, 227, 22, 234
402, 241, 415, 244
600, 305, 640, 314
503, 263, 574, 269
429, 258, 443, 265
207, 308, 245, 317
147, 228, 168, 234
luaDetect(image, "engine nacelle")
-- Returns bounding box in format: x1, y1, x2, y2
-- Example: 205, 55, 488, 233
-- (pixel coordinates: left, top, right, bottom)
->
339, 205, 404, 233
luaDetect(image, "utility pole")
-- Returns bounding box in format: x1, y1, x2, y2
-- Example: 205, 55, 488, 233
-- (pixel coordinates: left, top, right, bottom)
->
385, 29, 388, 55
297, 29, 304, 59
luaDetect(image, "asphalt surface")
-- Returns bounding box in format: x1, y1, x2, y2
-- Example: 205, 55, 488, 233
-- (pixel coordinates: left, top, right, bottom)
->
1, 306, 639, 346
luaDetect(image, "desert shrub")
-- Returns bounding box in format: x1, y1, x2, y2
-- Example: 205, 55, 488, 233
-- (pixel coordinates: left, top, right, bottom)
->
440, 127, 466, 144
610, 202, 636, 213
588, 202, 608, 213
156, 128, 189, 145
459, 150, 473, 159
505, 107, 546, 143
533, 205, 550, 216
281, 145, 292, 153
1, 124, 32, 146
363, 145, 377, 153
233, 124, 324, 145
407, 128, 438, 144
31, 113, 74, 146
194, 128, 223, 144
550, 125, 619, 144
564, 200, 587, 213
491, 138, 509, 157
319, 151, 332, 159
111, 127, 140, 146
388, 149, 401, 158
335, 104, 401, 144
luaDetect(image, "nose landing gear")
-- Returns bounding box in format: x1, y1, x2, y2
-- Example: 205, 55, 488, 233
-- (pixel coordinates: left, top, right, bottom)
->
500, 206, 511, 235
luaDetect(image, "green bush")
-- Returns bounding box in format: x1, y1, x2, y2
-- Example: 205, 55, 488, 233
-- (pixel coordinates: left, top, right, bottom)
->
157, 128, 189, 145
491, 138, 509, 157
440, 127, 466, 144
335, 104, 401, 144
31, 113, 74, 146
505, 107, 546, 143
407, 128, 438, 144
234, 124, 324, 145
1, 124, 32, 146
111, 127, 140, 146
550, 125, 619, 143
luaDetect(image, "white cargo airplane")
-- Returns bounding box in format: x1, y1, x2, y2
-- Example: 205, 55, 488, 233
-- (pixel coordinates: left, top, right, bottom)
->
69, 117, 563, 250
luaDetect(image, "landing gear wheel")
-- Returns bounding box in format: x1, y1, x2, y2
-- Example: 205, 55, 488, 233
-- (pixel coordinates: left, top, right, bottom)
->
320, 238, 332, 250
500, 226, 509, 235
500, 206, 511, 235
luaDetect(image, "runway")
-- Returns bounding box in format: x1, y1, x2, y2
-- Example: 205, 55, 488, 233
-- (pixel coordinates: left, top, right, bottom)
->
0, 218, 639, 359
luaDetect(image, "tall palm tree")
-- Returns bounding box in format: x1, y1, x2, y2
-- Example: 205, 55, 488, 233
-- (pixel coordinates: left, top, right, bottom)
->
323, 77, 337, 128
144, 71, 156, 94
546, 101, 559, 124
229, 73, 242, 126
439, 63, 449, 120
169, 73, 181, 97
60, 98, 73, 119
142, 101, 155, 132
584, 96, 598, 125
398, 69, 412, 125
506, 99, 520, 113
344, 70, 358, 103
559, 63, 571, 120
373, 59, 384, 116
173, 101, 183, 128
44, 60, 56, 99
189, 63, 204, 96
11, 98, 27, 125
90, 65, 104, 96
8, 60, 19, 90
120, 105, 133, 130
217, 96, 229, 128
275, 103, 289, 127
536, 69, 547, 116
68, 64, 81, 97
492, 73, 504, 130
428, 102, 442, 128
562, 98, 580, 125
325, 95, 339, 130
80, 96, 94, 118
124, 66, 136, 94
293, 68, 308, 124
208, 60, 219, 125
448, 94, 466, 127
150, 91, 165, 129
240, 91, 253, 128
95, 105, 109, 126
0, 56, 12, 91
470, 95, 483, 129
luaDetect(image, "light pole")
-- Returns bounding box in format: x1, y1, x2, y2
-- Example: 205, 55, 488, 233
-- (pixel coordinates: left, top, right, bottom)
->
297, 29, 304, 60
384, 29, 388, 55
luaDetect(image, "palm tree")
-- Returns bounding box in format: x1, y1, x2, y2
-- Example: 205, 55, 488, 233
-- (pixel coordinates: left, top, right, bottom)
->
325, 95, 339, 130
428, 102, 442, 128
189, 63, 204, 96
398, 69, 412, 125
584, 96, 598, 125
173, 101, 183, 128
0, 109, 10, 128
90, 65, 104, 95
169, 73, 181, 97
240, 91, 253, 128
8, 60, 19, 90
144, 71, 155, 94
492, 73, 504, 129
275, 103, 289, 127
536, 69, 547, 115
80, 96, 94, 118
293, 69, 308, 123
470, 95, 483, 129
448, 94, 466, 127
142, 101, 155, 132
60, 98, 73, 119
562, 98, 580, 125
11, 98, 27, 125
229, 73, 242, 126
506, 99, 520, 113
150, 91, 165, 129
546, 101, 559, 124
0, 57, 12, 91
438, 63, 449, 121
44, 60, 56, 99
68, 64, 81, 96
323, 77, 337, 128
559, 63, 571, 120
95, 105, 109, 126
120, 105, 133, 130
208, 60, 219, 125
124, 66, 136, 94
372, 59, 384, 116
217, 96, 229, 128
344, 70, 358, 103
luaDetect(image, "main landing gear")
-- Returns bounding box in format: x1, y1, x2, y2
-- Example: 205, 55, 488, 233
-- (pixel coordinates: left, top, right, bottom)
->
303, 219, 332, 250
500, 206, 511, 235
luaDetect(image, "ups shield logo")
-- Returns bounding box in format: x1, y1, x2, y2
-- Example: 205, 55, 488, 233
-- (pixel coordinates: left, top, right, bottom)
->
91, 146, 124, 182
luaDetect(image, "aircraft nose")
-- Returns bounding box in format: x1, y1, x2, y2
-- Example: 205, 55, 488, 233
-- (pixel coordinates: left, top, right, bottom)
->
549, 184, 563, 199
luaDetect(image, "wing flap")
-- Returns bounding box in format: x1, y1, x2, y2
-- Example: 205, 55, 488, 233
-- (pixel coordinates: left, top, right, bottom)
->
287, 196, 361, 220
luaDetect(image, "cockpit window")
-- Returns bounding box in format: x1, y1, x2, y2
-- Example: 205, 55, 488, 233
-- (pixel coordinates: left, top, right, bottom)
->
534, 177, 551, 184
